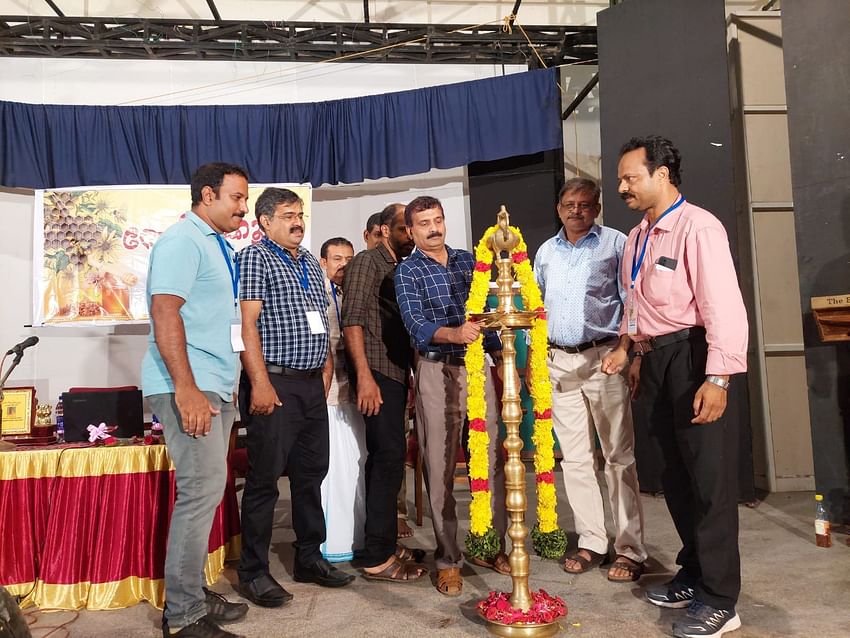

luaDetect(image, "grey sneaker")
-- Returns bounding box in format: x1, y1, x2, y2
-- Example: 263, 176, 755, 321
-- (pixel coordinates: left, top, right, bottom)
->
645, 579, 695, 608
203, 587, 248, 624
162, 614, 245, 638
672, 603, 741, 638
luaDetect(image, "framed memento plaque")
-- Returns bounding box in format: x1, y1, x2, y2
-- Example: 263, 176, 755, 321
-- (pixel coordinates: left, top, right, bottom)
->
1, 387, 37, 436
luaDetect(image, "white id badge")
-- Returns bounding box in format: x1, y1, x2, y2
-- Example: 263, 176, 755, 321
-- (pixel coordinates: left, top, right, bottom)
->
306, 310, 327, 335
626, 293, 638, 336
230, 319, 245, 352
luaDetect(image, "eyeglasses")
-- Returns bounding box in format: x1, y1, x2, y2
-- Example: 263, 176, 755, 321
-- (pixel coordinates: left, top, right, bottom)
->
558, 202, 596, 213
273, 212, 305, 222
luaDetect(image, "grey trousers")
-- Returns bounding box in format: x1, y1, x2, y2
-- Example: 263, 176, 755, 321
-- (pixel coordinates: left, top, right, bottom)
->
148, 392, 235, 630
414, 358, 507, 569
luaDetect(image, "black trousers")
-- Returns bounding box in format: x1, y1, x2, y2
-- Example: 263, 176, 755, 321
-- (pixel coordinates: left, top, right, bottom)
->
633, 332, 741, 610
359, 371, 407, 567
237, 370, 330, 582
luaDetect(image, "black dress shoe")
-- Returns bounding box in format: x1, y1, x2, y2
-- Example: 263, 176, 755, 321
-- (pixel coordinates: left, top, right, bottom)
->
293, 558, 355, 588
203, 587, 248, 624
237, 573, 294, 608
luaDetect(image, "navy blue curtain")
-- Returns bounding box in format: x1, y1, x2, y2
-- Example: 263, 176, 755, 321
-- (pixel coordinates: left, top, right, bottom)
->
0, 68, 561, 189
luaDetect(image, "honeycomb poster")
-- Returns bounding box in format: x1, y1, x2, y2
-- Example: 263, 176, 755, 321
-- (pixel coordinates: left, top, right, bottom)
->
33, 184, 312, 326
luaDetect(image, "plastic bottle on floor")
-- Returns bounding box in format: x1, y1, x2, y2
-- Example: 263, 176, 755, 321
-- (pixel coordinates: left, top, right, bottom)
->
815, 494, 831, 547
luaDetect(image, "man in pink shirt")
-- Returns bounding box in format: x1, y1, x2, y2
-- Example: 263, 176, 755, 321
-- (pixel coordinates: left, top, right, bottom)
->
602, 136, 747, 638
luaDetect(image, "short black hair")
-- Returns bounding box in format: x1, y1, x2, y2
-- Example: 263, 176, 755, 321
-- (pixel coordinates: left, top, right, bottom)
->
254, 187, 304, 225
619, 135, 683, 186
365, 212, 383, 232
320, 237, 353, 259
404, 196, 443, 227
379, 203, 405, 227
558, 177, 600, 203
190, 162, 249, 206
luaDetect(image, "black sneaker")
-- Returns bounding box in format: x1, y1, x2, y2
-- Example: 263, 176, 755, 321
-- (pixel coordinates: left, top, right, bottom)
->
203, 587, 248, 624
645, 579, 696, 608
672, 602, 741, 637
162, 614, 245, 638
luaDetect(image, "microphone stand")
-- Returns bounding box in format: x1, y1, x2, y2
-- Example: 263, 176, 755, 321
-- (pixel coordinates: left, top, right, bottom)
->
0, 350, 25, 403
0, 350, 27, 446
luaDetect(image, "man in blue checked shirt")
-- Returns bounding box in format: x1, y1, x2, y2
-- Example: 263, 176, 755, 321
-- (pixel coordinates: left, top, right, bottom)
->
395, 196, 509, 598
534, 177, 646, 583
236, 188, 354, 610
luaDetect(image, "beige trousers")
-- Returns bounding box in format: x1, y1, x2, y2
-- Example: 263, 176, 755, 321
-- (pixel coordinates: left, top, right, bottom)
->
414, 358, 507, 569
548, 345, 647, 563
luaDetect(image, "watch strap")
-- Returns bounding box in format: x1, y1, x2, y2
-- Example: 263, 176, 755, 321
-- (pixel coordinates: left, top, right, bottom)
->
706, 374, 729, 390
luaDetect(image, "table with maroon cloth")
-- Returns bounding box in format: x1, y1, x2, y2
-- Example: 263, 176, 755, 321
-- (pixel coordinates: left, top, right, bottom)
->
0, 442, 240, 610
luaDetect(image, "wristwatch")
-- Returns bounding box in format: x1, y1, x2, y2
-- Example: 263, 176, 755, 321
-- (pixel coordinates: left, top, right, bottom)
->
706, 375, 729, 390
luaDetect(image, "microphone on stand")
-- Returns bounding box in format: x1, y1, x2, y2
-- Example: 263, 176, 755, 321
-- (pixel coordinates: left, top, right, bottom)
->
5, 336, 39, 356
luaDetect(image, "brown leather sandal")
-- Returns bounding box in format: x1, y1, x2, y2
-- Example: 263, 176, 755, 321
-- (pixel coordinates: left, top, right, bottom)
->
395, 544, 426, 563
563, 549, 607, 574
436, 567, 463, 597
363, 555, 428, 583
607, 556, 645, 582
469, 552, 511, 575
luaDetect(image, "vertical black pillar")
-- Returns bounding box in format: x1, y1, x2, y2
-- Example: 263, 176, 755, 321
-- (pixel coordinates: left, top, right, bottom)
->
597, 0, 754, 498
782, 0, 850, 522
468, 150, 564, 263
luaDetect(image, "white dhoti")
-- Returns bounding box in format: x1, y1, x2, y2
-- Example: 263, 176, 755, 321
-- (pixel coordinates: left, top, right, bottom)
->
320, 400, 367, 562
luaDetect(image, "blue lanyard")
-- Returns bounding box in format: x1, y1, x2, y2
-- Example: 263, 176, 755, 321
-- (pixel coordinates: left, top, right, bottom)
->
630, 195, 685, 288
214, 234, 239, 305
263, 238, 309, 291
330, 282, 342, 327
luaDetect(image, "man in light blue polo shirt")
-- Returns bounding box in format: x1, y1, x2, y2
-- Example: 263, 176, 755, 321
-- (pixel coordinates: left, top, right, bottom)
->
142, 162, 250, 638
534, 177, 647, 584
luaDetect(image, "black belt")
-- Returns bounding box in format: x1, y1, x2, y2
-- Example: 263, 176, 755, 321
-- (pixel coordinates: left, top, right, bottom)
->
418, 351, 465, 367
549, 337, 618, 354
633, 327, 705, 355
266, 364, 323, 379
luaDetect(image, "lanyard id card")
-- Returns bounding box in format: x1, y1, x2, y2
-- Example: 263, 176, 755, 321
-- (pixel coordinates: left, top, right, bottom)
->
306, 310, 327, 335
230, 319, 245, 352
626, 291, 638, 336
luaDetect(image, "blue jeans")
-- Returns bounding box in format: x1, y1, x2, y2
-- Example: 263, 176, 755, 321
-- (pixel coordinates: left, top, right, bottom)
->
148, 392, 235, 629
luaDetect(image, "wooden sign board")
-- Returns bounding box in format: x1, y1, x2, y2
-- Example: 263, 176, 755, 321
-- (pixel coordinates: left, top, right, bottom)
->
811, 295, 850, 342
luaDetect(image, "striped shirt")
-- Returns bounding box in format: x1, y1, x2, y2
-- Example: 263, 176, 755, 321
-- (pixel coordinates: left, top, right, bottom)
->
238, 238, 329, 370
534, 224, 627, 346
341, 243, 410, 385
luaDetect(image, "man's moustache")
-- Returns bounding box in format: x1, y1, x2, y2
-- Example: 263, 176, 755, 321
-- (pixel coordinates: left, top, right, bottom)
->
427, 232, 443, 239
620, 193, 634, 201
290, 226, 304, 233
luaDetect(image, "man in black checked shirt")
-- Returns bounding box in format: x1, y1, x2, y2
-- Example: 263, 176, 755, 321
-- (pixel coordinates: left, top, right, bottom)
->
236, 188, 354, 609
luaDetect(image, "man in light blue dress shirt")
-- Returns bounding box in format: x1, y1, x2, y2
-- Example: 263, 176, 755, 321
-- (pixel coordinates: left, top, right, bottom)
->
534, 177, 647, 583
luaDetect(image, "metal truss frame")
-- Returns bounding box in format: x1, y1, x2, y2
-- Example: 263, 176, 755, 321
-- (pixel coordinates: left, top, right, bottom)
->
0, 16, 596, 65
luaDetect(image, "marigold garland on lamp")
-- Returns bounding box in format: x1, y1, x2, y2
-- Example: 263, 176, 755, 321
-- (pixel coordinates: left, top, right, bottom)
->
464, 207, 566, 637
464, 218, 567, 561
